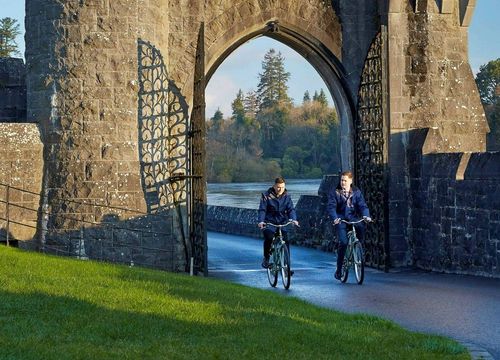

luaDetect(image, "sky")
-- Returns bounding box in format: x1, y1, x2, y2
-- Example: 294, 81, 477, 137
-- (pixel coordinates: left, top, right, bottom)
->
1, 0, 499, 117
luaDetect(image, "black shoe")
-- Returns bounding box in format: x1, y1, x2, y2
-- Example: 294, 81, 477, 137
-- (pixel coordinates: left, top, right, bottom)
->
290, 270, 295, 277
261, 258, 270, 268
334, 270, 341, 280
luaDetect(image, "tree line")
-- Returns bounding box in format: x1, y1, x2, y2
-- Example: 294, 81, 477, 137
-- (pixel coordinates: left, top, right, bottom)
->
475, 58, 500, 151
206, 49, 340, 182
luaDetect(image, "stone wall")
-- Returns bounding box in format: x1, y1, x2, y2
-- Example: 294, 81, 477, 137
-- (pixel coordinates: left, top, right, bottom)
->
0, 58, 26, 122
0, 123, 43, 242
408, 148, 500, 277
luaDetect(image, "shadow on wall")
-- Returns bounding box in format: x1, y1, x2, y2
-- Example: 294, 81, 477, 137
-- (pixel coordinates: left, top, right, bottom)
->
0, 181, 188, 271
135, 39, 193, 270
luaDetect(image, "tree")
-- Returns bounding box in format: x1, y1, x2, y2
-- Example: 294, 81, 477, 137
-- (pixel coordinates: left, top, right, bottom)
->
210, 108, 224, 131
316, 89, 328, 107
231, 89, 246, 125
243, 90, 259, 119
257, 49, 291, 110
475, 59, 500, 105
312, 90, 319, 102
0, 17, 21, 57
475, 59, 500, 150
303, 90, 311, 104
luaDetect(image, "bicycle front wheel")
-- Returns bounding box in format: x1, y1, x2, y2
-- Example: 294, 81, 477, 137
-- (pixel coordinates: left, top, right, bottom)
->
267, 248, 278, 287
353, 242, 365, 284
340, 258, 349, 283
280, 246, 291, 289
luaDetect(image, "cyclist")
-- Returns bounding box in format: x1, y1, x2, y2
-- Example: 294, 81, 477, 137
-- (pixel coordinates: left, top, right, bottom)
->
327, 171, 371, 280
258, 177, 299, 269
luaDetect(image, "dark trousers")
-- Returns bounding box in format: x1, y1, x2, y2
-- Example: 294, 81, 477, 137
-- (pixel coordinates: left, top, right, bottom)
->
263, 229, 289, 259
335, 222, 365, 272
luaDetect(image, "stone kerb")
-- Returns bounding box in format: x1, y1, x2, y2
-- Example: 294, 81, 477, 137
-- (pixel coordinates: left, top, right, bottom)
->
0, 123, 43, 242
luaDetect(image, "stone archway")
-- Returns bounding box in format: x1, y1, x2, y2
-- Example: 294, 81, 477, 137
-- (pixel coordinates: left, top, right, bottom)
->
23, 0, 489, 273
204, 23, 356, 171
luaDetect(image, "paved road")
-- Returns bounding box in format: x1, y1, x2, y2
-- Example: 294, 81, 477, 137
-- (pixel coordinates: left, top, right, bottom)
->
208, 232, 500, 359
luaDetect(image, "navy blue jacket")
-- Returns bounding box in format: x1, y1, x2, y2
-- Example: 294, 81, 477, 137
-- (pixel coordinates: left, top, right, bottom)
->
327, 185, 370, 221
258, 187, 297, 226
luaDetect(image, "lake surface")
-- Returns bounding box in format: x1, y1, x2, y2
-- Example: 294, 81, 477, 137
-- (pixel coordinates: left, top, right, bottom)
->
207, 179, 322, 209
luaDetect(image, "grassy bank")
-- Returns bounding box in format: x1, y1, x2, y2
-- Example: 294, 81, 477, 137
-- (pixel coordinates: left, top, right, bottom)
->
0, 246, 468, 359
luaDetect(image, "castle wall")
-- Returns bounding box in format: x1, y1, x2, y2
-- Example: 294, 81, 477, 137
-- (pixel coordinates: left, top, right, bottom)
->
0, 58, 26, 122
0, 123, 43, 242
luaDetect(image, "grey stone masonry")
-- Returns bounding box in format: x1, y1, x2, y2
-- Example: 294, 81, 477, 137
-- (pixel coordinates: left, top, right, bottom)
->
408, 150, 500, 277
0, 58, 27, 122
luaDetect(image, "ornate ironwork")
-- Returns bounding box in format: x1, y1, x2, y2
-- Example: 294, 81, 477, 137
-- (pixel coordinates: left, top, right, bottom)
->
189, 23, 208, 275
137, 39, 189, 213
355, 29, 389, 271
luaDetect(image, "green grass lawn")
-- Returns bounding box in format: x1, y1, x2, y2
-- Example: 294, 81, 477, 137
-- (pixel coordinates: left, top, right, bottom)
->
0, 246, 468, 359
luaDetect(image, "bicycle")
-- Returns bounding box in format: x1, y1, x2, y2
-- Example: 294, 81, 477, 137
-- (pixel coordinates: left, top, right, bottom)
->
338, 219, 370, 285
263, 221, 295, 290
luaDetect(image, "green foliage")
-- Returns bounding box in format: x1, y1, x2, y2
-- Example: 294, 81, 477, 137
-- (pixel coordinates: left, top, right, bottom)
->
475, 58, 500, 105
475, 58, 500, 150
207, 48, 341, 182
303, 90, 311, 104
0, 17, 21, 57
257, 49, 292, 109
232, 89, 246, 125
316, 88, 328, 107
210, 108, 224, 131
0, 245, 469, 359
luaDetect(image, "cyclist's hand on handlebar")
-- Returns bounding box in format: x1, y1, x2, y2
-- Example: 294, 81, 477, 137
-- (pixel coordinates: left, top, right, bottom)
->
363, 216, 372, 223
333, 218, 341, 225
290, 219, 299, 227
258, 222, 266, 229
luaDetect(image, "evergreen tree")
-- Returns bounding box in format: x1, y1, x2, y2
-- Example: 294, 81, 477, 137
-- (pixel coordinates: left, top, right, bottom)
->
244, 90, 259, 119
210, 108, 224, 131
0, 17, 21, 57
475, 59, 500, 150
231, 89, 246, 126
256, 49, 292, 158
317, 89, 328, 107
257, 49, 291, 109
303, 90, 311, 104
312, 90, 319, 102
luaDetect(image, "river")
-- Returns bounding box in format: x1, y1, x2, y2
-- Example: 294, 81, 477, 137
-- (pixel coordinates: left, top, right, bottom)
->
207, 178, 322, 209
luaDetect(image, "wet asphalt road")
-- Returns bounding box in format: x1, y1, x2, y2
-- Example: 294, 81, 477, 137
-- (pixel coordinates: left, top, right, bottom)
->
207, 232, 500, 359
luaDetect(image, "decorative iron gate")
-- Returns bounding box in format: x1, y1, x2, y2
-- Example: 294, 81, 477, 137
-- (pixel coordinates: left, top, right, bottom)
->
355, 28, 390, 271
189, 23, 208, 275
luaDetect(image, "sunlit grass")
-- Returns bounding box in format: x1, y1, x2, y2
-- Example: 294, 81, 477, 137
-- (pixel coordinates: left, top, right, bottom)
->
0, 246, 469, 359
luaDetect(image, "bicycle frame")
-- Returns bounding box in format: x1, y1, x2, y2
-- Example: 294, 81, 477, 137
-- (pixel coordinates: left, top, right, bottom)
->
339, 219, 367, 284
264, 221, 294, 289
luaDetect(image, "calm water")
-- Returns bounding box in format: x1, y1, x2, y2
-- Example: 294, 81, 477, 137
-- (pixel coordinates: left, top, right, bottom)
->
207, 179, 322, 209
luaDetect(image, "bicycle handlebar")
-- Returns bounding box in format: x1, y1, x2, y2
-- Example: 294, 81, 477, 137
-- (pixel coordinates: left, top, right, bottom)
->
340, 218, 372, 225
263, 220, 297, 228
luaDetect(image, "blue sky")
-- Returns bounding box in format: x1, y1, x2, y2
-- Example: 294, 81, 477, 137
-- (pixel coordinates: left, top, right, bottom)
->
1, 0, 499, 116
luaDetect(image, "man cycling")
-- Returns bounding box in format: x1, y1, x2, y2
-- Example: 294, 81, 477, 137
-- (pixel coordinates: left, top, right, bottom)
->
327, 171, 371, 280
258, 177, 299, 269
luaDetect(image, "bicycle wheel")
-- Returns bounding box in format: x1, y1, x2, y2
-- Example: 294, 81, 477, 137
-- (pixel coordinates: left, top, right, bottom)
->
340, 256, 349, 283
280, 245, 291, 290
267, 246, 278, 287
353, 242, 365, 284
